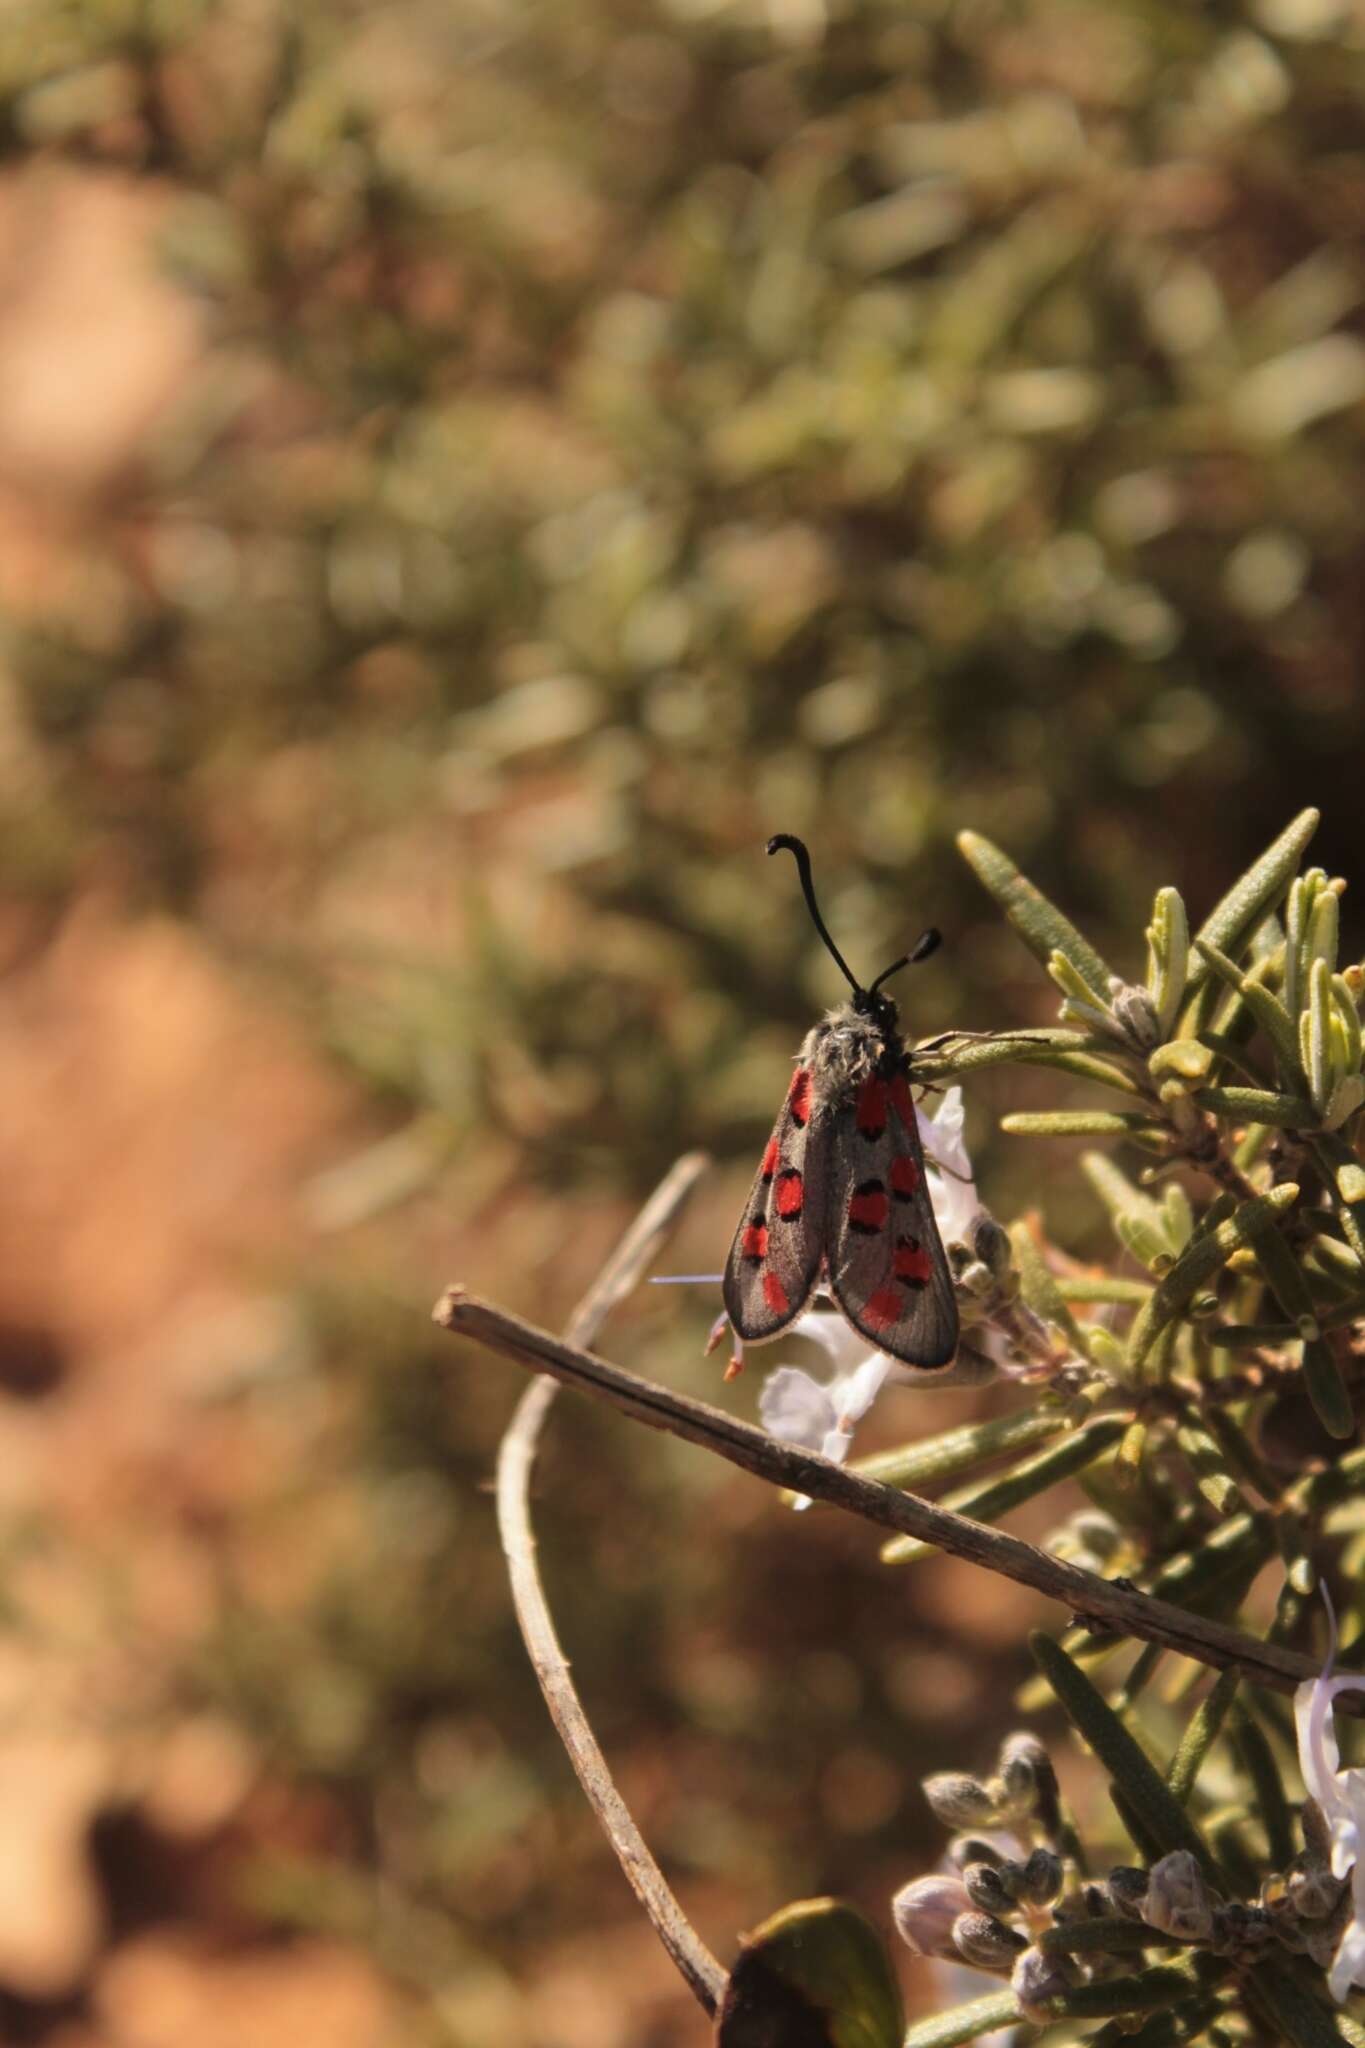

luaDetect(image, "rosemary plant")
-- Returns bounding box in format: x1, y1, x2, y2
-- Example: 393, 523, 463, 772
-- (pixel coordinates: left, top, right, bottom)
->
722, 808, 1365, 2046
444, 807, 1365, 2048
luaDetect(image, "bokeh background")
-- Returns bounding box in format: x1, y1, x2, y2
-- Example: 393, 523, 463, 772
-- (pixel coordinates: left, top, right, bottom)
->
3, 0, 1365, 2041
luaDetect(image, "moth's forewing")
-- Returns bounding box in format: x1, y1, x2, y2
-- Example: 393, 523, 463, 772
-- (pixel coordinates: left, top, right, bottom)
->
723, 1066, 827, 1341
823, 1058, 959, 1368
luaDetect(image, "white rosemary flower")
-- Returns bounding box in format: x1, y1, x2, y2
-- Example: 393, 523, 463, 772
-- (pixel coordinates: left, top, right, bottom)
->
1294, 1653, 1365, 2002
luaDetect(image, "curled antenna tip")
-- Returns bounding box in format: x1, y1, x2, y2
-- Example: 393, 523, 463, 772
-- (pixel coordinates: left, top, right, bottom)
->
765, 834, 859, 995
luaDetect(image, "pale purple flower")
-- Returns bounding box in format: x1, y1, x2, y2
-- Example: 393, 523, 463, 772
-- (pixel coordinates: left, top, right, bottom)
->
893, 1873, 973, 1958
1294, 1636, 1365, 2002
914, 1085, 981, 1250
758, 1310, 896, 1464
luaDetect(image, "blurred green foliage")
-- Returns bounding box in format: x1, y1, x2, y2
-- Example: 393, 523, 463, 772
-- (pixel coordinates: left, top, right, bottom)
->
6, 0, 1365, 1185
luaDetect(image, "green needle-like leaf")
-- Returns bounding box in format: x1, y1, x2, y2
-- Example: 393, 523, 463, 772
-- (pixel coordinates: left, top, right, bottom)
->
1039, 1917, 1180, 1957
1147, 886, 1190, 1039
1081, 1152, 1174, 1269
1334, 971, 1362, 1071
1309, 883, 1341, 978
881, 1419, 1126, 1564
1030, 1633, 1218, 1876
1302, 1337, 1355, 1442
1115, 1641, 1166, 1714
957, 830, 1116, 999
1231, 1704, 1294, 1867
1167, 1667, 1240, 1803
1174, 1416, 1244, 1515
1001, 1110, 1166, 1146
1195, 1085, 1315, 1127
1250, 1959, 1360, 2048
899, 1992, 1021, 2048
1125, 1184, 1299, 1373
1008, 1220, 1103, 1360
1235, 982, 1307, 1085
1228, 1196, 1355, 1437
1305, 956, 1334, 1117
716, 1898, 904, 2048
916, 1029, 1141, 1093
1039, 1963, 1214, 2022
1116, 1416, 1148, 1484
1148, 1039, 1216, 1087
1310, 1132, 1365, 1264
1057, 1276, 1153, 1303
1239, 1198, 1321, 1338
1186, 808, 1319, 995
1147, 1510, 1275, 1605
847, 1407, 1063, 1492
1202, 1406, 1281, 1502
1089, 1996, 1225, 2047
1010, 1220, 1105, 1368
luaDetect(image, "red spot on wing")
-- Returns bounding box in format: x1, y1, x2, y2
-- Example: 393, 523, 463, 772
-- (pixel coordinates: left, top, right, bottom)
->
741, 1222, 769, 1260
894, 1239, 932, 1284
855, 1075, 888, 1138
848, 1187, 890, 1231
761, 1137, 779, 1181
862, 1286, 904, 1331
890, 1073, 918, 1130
787, 1069, 813, 1126
890, 1154, 920, 1198
763, 1271, 790, 1316
776, 1170, 804, 1218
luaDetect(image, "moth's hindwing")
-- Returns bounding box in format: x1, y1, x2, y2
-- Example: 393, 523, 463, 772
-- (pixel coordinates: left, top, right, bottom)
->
824, 1060, 959, 1368
723, 1065, 827, 1342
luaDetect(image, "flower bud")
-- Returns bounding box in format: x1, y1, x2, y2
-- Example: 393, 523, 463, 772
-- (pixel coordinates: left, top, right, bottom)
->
892, 1874, 972, 1958
946, 1834, 1004, 1871
956, 1259, 995, 1299
1010, 1944, 1075, 2022
1071, 1511, 1121, 1561
952, 1910, 1027, 1972
1141, 1850, 1214, 1943
1304, 1915, 1348, 1971
1019, 1847, 1064, 1907
971, 1214, 1013, 1279
998, 1732, 1060, 1828
1107, 1866, 1150, 1920
1110, 981, 1161, 1050
923, 1771, 1001, 1829
963, 1861, 1014, 1915
1301, 1797, 1334, 1867
1287, 1863, 1345, 1922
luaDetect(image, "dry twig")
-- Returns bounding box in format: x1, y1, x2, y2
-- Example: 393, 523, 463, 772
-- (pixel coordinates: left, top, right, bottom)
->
494, 1153, 726, 2017
447, 1286, 1359, 1712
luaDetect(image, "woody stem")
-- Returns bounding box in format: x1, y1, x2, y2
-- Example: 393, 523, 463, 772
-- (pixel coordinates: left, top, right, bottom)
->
493, 1153, 726, 2018
443, 1287, 1362, 1712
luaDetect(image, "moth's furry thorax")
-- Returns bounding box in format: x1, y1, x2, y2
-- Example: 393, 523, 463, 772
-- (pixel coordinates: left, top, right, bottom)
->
799, 1000, 905, 1102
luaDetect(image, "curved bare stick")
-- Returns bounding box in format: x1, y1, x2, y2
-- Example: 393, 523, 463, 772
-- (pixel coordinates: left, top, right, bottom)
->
494, 1153, 727, 2017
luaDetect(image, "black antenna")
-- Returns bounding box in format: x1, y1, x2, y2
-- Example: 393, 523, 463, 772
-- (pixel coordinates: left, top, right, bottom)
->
767, 834, 860, 995
869, 926, 940, 994
768, 834, 942, 1002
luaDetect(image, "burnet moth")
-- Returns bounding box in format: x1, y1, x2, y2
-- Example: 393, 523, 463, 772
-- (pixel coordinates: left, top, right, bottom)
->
722, 835, 959, 1370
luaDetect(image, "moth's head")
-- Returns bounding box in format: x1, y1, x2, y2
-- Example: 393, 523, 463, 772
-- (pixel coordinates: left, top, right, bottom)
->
853, 985, 899, 1035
